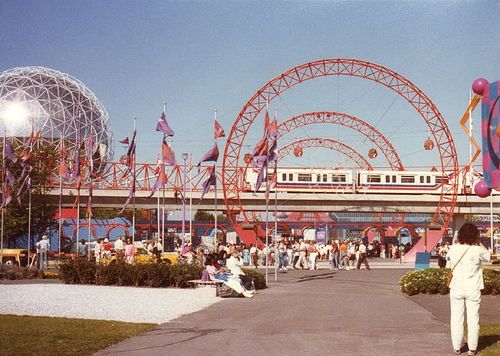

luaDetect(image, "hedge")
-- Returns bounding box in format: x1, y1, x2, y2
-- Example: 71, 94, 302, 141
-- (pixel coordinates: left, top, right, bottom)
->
0, 264, 57, 280
58, 258, 267, 289
400, 268, 500, 296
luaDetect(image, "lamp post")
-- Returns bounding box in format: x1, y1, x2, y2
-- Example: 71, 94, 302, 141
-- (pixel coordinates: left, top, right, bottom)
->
182, 153, 188, 249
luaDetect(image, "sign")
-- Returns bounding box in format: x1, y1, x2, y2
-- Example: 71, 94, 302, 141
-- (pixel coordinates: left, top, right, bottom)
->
415, 252, 431, 271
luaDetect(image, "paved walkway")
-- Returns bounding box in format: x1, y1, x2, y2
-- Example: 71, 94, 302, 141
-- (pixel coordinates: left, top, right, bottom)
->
96, 266, 457, 356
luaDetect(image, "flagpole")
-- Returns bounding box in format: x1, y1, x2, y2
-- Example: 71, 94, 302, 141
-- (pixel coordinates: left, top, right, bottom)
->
0, 131, 5, 263
162, 101, 167, 248
274, 109, 278, 282
214, 110, 218, 251
28, 184, 32, 265
132, 117, 136, 243
58, 165, 63, 254
264, 101, 269, 286
189, 154, 193, 244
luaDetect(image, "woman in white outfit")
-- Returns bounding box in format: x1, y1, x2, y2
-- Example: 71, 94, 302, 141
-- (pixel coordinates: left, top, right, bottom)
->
448, 223, 490, 355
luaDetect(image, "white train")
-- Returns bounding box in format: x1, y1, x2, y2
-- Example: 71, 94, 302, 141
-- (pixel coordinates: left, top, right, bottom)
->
244, 167, 486, 195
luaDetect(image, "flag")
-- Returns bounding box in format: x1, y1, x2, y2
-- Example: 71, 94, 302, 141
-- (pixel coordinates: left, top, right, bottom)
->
1, 184, 12, 209
149, 163, 168, 197
197, 142, 219, 171
268, 118, 278, 139
5, 138, 17, 163
200, 165, 216, 202
267, 138, 278, 163
119, 136, 129, 145
119, 184, 135, 214
254, 161, 267, 194
214, 120, 225, 139
16, 174, 31, 205
5, 169, 14, 187
124, 129, 136, 172
161, 139, 176, 166
156, 112, 175, 137
59, 145, 70, 179
263, 111, 271, 138
20, 129, 36, 162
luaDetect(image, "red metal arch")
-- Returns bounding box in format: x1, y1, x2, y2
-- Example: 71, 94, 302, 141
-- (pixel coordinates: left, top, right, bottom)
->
278, 138, 373, 170
277, 111, 403, 171
223, 58, 458, 231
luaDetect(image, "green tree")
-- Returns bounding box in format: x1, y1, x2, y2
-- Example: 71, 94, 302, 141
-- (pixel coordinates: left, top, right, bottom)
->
2, 141, 59, 248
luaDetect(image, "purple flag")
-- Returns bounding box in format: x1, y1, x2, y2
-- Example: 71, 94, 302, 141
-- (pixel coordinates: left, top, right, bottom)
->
162, 139, 176, 166
254, 162, 267, 194
125, 129, 136, 170
16, 174, 31, 205
5, 138, 17, 163
6, 169, 15, 187
119, 184, 135, 214
1, 184, 12, 209
149, 163, 168, 197
267, 138, 278, 162
156, 112, 175, 137
200, 165, 216, 202
119, 136, 129, 145
197, 142, 219, 171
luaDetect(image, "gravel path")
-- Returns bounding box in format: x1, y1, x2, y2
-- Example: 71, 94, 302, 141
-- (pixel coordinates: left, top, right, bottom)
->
0, 284, 221, 324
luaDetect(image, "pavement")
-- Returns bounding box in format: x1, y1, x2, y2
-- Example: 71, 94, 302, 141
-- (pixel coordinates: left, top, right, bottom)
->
94, 260, 499, 356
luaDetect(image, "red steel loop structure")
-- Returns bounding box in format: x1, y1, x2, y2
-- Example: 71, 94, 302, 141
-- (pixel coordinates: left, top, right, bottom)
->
222, 58, 458, 229
277, 111, 404, 171
278, 138, 373, 170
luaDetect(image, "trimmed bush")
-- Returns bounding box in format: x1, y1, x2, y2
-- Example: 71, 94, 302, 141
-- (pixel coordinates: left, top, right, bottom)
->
400, 268, 499, 296
0, 265, 45, 280
243, 268, 267, 290
58, 258, 204, 288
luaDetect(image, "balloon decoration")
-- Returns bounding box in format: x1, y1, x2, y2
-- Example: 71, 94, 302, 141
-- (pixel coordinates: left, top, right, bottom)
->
474, 179, 492, 198
368, 148, 378, 158
424, 138, 434, 150
293, 146, 303, 157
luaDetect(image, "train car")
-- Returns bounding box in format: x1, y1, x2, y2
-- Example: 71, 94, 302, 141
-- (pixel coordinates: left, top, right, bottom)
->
356, 170, 446, 194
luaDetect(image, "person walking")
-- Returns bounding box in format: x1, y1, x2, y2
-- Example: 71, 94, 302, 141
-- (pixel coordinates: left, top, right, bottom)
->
448, 223, 490, 355
294, 239, 309, 269
356, 241, 371, 271
124, 238, 135, 264
36, 235, 50, 269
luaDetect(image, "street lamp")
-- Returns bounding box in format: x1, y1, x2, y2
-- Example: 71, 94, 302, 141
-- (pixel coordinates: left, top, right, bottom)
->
182, 153, 188, 249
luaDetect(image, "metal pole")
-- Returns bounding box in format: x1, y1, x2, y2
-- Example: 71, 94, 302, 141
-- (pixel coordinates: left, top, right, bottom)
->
468, 90, 473, 185
1, 132, 5, 262
132, 118, 136, 243
214, 110, 218, 252
274, 162, 278, 282
58, 172, 63, 254
189, 154, 193, 244
182, 153, 187, 249
265, 163, 269, 287
157, 194, 160, 240
490, 191, 494, 253
162, 188, 165, 249
28, 186, 32, 265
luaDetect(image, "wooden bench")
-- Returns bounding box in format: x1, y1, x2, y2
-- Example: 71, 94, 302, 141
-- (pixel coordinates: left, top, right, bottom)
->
187, 279, 224, 288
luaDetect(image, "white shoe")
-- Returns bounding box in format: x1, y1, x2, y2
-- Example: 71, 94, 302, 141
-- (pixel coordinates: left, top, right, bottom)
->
243, 291, 254, 298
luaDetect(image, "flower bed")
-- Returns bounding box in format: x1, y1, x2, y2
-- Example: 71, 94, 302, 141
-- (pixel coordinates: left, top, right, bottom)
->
400, 268, 500, 296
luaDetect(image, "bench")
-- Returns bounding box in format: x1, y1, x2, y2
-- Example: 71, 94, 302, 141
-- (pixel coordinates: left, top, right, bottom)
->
187, 279, 224, 288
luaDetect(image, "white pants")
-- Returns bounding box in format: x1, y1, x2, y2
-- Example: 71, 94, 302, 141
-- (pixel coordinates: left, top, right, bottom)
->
450, 289, 481, 351
309, 252, 318, 270
295, 251, 309, 269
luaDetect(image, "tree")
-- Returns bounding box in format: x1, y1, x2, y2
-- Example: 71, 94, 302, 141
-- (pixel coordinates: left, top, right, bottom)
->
194, 210, 226, 222
2, 141, 59, 248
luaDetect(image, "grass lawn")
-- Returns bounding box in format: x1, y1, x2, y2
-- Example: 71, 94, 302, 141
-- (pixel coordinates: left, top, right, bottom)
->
0, 314, 156, 356
477, 324, 500, 356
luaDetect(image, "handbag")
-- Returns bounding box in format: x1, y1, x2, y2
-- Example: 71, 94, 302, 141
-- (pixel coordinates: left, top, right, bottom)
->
447, 246, 470, 287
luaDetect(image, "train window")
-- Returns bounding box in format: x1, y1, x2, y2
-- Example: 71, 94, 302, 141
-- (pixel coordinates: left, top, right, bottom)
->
435, 176, 449, 184
331, 174, 346, 182
323, 174, 327, 182
420, 176, 424, 184
367, 175, 381, 183
317, 174, 320, 182
392, 175, 396, 183
401, 175, 415, 183
289, 173, 293, 181
282, 173, 287, 181
427, 176, 431, 183
298, 173, 312, 182
385, 176, 390, 183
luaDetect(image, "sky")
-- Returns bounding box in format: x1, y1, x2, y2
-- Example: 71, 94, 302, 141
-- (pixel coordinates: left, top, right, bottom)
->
0, 0, 499, 171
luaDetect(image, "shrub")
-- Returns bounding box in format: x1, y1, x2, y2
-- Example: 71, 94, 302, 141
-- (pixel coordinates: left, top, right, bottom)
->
400, 268, 499, 296
0, 265, 43, 280
243, 268, 267, 290
58, 259, 204, 288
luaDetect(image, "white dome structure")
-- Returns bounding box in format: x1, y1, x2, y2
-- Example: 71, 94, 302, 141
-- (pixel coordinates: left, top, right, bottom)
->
0, 66, 113, 174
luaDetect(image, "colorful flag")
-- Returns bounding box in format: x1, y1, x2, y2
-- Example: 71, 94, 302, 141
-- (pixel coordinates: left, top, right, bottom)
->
156, 112, 175, 137
197, 142, 219, 171
267, 138, 278, 162
161, 139, 176, 166
200, 165, 216, 202
263, 111, 271, 138
1, 183, 12, 209
264, 171, 277, 202
119, 136, 129, 145
59, 144, 70, 179
16, 174, 31, 205
5, 169, 15, 187
254, 161, 267, 194
149, 163, 168, 197
119, 183, 135, 214
268, 118, 278, 139
214, 120, 225, 139
5, 138, 17, 163
125, 129, 136, 170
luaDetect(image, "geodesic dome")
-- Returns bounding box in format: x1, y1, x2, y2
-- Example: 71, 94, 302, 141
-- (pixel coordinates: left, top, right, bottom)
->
0, 66, 113, 173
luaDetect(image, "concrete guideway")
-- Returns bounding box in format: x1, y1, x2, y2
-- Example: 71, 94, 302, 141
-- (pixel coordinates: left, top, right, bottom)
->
97, 269, 462, 356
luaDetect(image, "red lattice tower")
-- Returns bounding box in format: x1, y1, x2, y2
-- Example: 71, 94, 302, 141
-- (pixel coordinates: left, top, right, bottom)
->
277, 111, 404, 171
222, 58, 458, 230
278, 138, 373, 170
